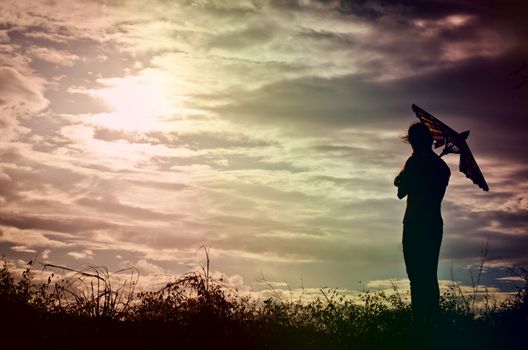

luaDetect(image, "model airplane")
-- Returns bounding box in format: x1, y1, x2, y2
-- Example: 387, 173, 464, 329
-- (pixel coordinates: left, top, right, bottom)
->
411, 104, 489, 192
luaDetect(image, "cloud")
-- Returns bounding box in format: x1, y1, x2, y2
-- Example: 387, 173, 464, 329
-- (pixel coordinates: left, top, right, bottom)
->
67, 249, 94, 260
0, 66, 48, 115
207, 21, 277, 50
0, 0, 114, 43
0, 0, 526, 296
213, 75, 403, 132
0, 211, 118, 234
76, 197, 185, 222
11, 245, 37, 254
336, 0, 387, 19
42, 249, 51, 259
26, 46, 80, 66
0, 65, 48, 148
0, 30, 9, 43
364, 277, 509, 306
0, 227, 68, 248
135, 258, 165, 275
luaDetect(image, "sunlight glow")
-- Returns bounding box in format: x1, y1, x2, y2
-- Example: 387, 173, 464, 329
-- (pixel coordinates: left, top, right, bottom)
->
88, 69, 183, 132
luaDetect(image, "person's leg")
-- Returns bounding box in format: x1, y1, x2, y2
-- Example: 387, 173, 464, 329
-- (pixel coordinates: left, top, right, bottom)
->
424, 225, 443, 322
403, 223, 426, 324
404, 222, 443, 324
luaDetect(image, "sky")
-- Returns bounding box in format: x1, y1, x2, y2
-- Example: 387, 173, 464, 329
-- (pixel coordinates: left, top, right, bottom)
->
0, 0, 527, 299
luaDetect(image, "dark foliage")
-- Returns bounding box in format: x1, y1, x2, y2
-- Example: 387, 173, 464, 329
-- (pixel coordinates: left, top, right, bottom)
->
0, 259, 526, 350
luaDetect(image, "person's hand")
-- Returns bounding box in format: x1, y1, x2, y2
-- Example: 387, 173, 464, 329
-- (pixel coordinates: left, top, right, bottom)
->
395, 171, 408, 199
394, 173, 402, 187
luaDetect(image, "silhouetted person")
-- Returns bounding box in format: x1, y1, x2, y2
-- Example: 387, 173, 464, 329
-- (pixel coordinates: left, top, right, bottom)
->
394, 123, 450, 324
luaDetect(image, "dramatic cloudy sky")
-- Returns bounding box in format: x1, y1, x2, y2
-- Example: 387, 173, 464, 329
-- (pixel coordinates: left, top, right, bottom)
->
1, 0, 527, 297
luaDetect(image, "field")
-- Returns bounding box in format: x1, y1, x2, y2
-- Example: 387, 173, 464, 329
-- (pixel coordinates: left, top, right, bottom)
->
0, 258, 526, 350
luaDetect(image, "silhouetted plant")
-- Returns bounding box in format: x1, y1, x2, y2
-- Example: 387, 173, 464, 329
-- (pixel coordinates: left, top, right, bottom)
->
0, 255, 526, 350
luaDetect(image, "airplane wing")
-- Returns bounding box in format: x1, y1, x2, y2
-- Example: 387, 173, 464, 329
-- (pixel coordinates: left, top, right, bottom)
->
459, 145, 489, 191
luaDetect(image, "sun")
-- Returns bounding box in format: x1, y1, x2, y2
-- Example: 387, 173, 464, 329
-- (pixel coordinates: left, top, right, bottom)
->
88, 69, 180, 132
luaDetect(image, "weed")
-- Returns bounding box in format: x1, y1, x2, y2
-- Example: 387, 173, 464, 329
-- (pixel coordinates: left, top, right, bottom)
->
0, 256, 526, 350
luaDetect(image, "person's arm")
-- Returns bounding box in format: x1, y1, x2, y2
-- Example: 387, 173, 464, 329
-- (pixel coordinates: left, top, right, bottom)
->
395, 158, 412, 199
434, 161, 451, 202
396, 173, 408, 199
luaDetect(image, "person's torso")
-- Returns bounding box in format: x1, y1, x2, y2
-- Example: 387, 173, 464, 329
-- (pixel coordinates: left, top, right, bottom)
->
403, 152, 450, 225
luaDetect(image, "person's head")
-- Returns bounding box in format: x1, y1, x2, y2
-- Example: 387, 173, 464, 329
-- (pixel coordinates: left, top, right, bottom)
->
404, 122, 433, 151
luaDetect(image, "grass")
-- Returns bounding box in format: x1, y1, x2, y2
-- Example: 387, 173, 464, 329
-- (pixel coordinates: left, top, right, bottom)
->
0, 257, 526, 350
